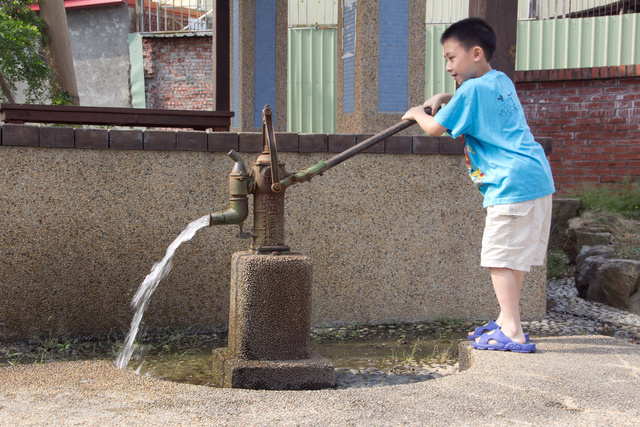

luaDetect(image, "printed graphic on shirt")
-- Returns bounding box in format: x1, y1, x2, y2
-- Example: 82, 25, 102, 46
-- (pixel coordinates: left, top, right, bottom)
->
464, 139, 485, 188
497, 78, 518, 118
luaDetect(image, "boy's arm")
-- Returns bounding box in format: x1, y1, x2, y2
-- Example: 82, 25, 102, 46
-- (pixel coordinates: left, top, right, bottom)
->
402, 92, 451, 137
402, 107, 447, 137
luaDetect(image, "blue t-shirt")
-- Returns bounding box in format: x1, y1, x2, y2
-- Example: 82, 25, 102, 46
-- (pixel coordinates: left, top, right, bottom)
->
434, 70, 555, 207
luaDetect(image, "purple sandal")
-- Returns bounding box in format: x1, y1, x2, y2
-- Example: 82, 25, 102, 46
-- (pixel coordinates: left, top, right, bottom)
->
472, 328, 536, 353
467, 320, 500, 341
467, 321, 529, 342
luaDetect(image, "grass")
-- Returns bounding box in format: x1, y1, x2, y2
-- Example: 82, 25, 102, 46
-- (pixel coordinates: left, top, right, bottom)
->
547, 248, 569, 279
573, 181, 640, 220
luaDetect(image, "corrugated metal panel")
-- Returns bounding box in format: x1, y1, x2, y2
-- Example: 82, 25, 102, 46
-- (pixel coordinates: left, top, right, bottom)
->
128, 33, 146, 108
527, 0, 626, 19
289, 0, 337, 27
516, 14, 640, 70
425, 0, 468, 23
424, 0, 540, 23
287, 27, 337, 133
424, 25, 457, 100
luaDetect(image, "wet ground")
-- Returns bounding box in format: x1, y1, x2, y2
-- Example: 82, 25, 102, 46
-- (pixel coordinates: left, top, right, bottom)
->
122, 324, 466, 389
0, 318, 468, 389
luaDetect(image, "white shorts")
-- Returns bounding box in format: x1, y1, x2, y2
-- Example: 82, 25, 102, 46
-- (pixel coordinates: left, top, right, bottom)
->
481, 194, 553, 272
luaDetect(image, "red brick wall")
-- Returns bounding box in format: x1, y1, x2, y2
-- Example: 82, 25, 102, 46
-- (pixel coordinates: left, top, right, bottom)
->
142, 36, 212, 111
516, 65, 640, 193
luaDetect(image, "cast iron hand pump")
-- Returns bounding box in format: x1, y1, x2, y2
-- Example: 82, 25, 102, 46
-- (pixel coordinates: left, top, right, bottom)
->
210, 105, 431, 253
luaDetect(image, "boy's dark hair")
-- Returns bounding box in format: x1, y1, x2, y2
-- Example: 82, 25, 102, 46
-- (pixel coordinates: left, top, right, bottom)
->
440, 17, 496, 61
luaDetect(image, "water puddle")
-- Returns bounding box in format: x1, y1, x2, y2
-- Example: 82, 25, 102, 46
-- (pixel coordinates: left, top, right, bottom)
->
123, 329, 466, 389
0, 324, 467, 389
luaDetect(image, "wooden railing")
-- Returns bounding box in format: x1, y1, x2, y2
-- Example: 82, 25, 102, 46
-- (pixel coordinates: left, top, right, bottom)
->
0, 104, 234, 131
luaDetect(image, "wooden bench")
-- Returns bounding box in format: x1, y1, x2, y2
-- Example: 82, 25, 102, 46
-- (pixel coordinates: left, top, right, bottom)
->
0, 103, 234, 131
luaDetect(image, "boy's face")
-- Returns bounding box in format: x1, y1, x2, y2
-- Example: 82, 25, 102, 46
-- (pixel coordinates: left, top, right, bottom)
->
442, 37, 488, 85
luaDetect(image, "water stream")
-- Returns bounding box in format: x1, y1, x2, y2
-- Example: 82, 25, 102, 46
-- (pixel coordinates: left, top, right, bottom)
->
115, 215, 211, 370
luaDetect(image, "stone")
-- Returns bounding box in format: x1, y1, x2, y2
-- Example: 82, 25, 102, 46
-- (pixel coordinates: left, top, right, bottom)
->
298, 133, 327, 152
565, 217, 612, 263
550, 198, 580, 248
597, 259, 640, 310
328, 134, 356, 152
144, 130, 176, 151
564, 227, 578, 262
384, 135, 412, 154
576, 230, 611, 251
208, 132, 238, 152
39, 126, 74, 148
75, 128, 108, 149
575, 245, 616, 272
2, 124, 39, 146
228, 252, 313, 360
439, 137, 465, 155
629, 291, 640, 316
274, 132, 299, 152
176, 131, 207, 151
238, 133, 262, 152
575, 256, 607, 303
412, 136, 439, 154
109, 129, 143, 149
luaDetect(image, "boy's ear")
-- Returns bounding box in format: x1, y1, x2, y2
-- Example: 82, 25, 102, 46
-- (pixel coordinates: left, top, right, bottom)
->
472, 46, 485, 62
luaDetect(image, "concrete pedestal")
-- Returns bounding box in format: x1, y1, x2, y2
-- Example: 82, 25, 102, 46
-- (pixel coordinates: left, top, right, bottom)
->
212, 251, 335, 390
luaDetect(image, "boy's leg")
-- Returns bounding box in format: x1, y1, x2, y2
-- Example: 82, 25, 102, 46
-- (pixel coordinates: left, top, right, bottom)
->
485, 267, 527, 344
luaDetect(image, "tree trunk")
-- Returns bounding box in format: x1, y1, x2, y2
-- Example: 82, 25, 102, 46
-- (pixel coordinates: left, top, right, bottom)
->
0, 69, 16, 103
39, 0, 80, 105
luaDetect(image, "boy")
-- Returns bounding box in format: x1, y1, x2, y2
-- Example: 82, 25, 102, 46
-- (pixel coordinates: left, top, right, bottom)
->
403, 17, 555, 353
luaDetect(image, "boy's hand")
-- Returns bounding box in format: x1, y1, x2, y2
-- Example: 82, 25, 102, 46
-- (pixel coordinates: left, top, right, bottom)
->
421, 93, 453, 115
402, 105, 430, 122
402, 105, 447, 137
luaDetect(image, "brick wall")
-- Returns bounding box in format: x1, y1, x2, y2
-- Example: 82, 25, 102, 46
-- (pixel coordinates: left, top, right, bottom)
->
143, 35, 212, 110
516, 65, 640, 193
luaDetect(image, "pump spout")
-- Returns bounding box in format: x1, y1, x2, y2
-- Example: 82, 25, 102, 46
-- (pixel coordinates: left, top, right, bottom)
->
210, 150, 251, 226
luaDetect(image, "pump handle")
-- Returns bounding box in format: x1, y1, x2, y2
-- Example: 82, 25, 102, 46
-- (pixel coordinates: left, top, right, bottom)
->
262, 106, 282, 191
272, 107, 433, 192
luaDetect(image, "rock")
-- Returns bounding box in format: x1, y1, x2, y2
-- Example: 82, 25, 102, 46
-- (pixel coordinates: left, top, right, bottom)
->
576, 230, 611, 255
565, 216, 612, 263
550, 198, 580, 248
565, 227, 578, 262
575, 245, 616, 272
629, 290, 640, 316
575, 256, 608, 303
597, 259, 640, 310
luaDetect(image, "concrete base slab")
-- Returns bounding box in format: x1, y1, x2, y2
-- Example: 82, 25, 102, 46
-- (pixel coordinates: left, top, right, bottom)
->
212, 348, 335, 390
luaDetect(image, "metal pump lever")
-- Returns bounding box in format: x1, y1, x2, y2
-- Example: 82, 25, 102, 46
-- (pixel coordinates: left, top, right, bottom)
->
272, 108, 432, 193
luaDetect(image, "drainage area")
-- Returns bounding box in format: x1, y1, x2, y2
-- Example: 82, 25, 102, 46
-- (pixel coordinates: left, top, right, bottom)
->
125, 322, 468, 389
